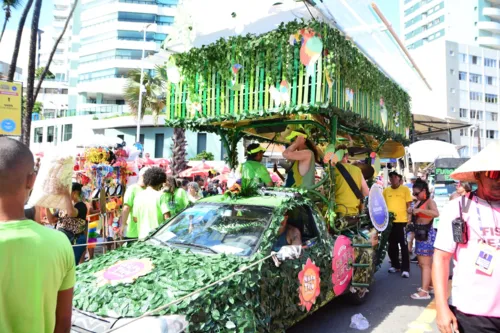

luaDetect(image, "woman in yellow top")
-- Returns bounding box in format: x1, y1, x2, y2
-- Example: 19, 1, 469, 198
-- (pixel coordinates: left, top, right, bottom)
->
282, 133, 320, 189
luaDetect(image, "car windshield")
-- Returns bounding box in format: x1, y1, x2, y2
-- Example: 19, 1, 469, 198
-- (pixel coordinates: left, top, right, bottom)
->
150, 204, 274, 256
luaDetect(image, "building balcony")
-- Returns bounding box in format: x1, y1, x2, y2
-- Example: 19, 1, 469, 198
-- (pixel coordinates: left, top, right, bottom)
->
478, 21, 500, 34
77, 76, 128, 95
478, 36, 500, 49
483, 7, 500, 20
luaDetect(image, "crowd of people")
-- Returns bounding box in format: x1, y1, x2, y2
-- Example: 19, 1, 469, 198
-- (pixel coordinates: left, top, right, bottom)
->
1, 135, 499, 333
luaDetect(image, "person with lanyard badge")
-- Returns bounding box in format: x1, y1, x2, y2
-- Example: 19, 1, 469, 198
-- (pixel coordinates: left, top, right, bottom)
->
433, 142, 500, 333
132, 167, 170, 239
407, 178, 440, 299
282, 131, 319, 189
384, 171, 413, 278
240, 143, 274, 187
162, 176, 189, 217
119, 167, 148, 242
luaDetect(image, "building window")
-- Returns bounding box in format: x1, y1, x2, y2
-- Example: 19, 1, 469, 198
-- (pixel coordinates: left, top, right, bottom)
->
139, 134, 145, 145
484, 58, 497, 67
34, 127, 43, 143
460, 129, 468, 137
197, 133, 207, 154
469, 73, 482, 84
459, 71, 467, 80
470, 110, 483, 120
62, 124, 72, 141
459, 108, 468, 118
459, 53, 468, 63
487, 112, 498, 121
470, 55, 481, 65
47, 126, 54, 143
486, 76, 497, 86
449, 50, 455, 56
485, 93, 498, 103
154, 133, 164, 158
486, 130, 498, 139
470, 91, 483, 101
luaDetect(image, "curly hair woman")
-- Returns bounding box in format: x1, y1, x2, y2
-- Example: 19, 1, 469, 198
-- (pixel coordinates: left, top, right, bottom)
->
408, 178, 440, 300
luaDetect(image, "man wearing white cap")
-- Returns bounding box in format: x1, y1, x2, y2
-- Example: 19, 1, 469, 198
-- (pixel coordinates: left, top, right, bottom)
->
433, 142, 500, 333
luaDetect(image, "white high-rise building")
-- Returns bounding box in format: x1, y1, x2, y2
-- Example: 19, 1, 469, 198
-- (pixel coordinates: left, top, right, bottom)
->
402, 0, 500, 156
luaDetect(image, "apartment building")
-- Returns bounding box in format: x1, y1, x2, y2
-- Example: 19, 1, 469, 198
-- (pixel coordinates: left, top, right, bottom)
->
401, 0, 498, 50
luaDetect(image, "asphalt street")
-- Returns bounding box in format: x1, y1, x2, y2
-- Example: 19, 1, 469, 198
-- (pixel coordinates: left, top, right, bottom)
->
288, 257, 440, 333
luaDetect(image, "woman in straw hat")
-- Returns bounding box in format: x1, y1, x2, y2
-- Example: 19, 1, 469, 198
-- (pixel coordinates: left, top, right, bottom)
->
433, 142, 500, 333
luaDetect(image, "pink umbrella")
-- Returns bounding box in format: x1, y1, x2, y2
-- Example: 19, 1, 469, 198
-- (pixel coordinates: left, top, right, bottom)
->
141, 157, 156, 166
35, 152, 44, 157
213, 174, 229, 182
154, 158, 170, 167
217, 165, 231, 174
192, 162, 212, 171
179, 168, 209, 178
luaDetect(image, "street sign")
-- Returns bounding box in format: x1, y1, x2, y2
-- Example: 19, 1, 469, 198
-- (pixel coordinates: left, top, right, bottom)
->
0, 80, 22, 136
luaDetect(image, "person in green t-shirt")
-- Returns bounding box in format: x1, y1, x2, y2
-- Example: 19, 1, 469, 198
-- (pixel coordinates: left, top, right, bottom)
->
119, 166, 148, 240
133, 167, 170, 239
240, 143, 273, 187
0, 138, 75, 333
161, 176, 189, 217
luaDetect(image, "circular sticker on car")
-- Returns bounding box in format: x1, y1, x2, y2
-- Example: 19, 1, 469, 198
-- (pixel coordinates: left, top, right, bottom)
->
95, 258, 154, 286
298, 258, 321, 312
332, 235, 354, 296
1, 119, 16, 133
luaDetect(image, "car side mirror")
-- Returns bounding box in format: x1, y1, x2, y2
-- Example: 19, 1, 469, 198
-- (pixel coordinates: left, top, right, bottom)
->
272, 245, 302, 266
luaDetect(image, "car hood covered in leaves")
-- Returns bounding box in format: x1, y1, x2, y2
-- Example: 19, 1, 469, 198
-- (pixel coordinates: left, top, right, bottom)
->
73, 242, 250, 318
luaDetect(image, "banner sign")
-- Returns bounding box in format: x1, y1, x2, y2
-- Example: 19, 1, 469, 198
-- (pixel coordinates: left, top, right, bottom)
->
0, 80, 22, 136
435, 168, 455, 182
298, 258, 321, 312
332, 235, 354, 296
95, 258, 154, 286
368, 184, 389, 232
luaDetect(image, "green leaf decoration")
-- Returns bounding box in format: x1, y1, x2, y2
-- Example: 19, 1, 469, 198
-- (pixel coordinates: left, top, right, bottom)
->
226, 320, 236, 329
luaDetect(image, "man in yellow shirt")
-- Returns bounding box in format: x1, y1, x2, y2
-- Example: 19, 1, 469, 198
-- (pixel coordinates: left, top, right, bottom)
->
383, 171, 413, 278
334, 145, 369, 216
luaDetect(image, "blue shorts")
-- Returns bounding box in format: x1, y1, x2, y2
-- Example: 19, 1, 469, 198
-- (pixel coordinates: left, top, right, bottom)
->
415, 227, 436, 257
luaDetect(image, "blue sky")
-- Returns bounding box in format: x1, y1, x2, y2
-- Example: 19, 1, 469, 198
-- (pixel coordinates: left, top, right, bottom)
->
4, 0, 400, 34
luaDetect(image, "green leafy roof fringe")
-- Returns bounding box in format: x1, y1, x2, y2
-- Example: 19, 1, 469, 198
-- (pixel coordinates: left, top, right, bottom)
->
165, 104, 411, 146
166, 20, 412, 137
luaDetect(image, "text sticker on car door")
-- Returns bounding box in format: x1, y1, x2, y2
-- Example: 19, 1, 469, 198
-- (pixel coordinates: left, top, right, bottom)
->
298, 258, 321, 312
332, 235, 354, 296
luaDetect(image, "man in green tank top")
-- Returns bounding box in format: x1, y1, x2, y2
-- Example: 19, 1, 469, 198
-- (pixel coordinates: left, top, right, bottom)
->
282, 133, 317, 189
240, 143, 274, 187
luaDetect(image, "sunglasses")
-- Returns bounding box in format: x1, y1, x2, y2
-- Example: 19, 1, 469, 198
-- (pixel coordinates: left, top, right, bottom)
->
485, 171, 500, 180
413, 191, 421, 196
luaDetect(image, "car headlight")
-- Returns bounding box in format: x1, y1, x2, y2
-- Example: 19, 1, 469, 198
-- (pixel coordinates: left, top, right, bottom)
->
112, 315, 188, 333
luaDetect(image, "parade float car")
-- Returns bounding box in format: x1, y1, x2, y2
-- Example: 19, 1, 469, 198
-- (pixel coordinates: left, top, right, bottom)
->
72, 12, 413, 333
71, 191, 382, 333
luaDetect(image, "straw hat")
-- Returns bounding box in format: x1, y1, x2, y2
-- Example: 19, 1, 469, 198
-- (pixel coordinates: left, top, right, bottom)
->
451, 142, 500, 182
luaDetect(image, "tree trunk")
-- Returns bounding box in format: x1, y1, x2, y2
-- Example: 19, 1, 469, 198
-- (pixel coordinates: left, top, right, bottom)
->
171, 128, 188, 175
22, 0, 42, 146
7, 0, 34, 81
0, 16, 8, 44
34, 0, 78, 101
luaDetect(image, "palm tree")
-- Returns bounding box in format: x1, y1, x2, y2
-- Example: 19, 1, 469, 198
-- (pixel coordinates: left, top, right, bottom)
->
7, 0, 33, 81
0, 0, 21, 44
171, 128, 188, 175
124, 64, 167, 125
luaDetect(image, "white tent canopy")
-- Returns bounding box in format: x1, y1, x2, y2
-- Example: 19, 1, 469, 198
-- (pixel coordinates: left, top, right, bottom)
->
408, 140, 459, 163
